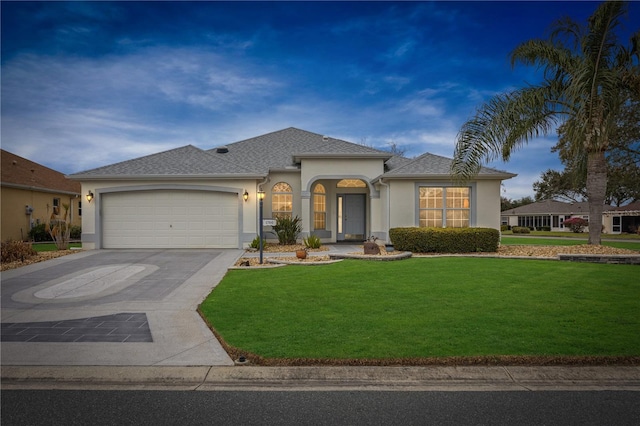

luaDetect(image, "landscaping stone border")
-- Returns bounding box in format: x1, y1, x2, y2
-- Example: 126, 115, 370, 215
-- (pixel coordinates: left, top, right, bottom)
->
267, 258, 343, 266
558, 254, 640, 265
329, 251, 412, 261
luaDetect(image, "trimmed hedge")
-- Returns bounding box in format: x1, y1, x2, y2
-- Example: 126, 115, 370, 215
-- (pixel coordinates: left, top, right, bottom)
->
389, 227, 500, 253
511, 226, 531, 234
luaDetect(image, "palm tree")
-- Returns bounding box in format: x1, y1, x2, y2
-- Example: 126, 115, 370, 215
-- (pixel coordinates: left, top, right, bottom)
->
451, 1, 639, 244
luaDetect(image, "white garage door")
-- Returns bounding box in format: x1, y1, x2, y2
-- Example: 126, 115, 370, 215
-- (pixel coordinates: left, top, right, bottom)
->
102, 190, 239, 248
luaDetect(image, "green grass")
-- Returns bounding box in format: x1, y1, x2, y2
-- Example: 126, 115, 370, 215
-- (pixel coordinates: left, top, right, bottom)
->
32, 243, 82, 252
500, 237, 640, 251
200, 258, 639, 362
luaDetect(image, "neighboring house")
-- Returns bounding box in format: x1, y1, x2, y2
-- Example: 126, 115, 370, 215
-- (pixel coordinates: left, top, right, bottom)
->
603, 201, 640, 235
501, 199, 640, 234
1, 149, 82, 242
69, 128, 516, 249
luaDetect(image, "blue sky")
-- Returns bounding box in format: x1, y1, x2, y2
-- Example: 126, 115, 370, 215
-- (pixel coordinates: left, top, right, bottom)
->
2, 1, 638, 200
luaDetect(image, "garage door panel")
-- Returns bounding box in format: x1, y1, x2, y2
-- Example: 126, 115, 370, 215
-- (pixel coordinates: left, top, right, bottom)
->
102, 190, 239, 248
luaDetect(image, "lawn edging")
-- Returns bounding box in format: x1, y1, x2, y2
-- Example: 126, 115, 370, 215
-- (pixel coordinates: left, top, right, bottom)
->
558, 254, 640, 265
329, 251, 412, 261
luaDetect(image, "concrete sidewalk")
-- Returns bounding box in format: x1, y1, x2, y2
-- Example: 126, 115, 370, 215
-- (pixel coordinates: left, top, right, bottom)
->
2, 365, 639, 391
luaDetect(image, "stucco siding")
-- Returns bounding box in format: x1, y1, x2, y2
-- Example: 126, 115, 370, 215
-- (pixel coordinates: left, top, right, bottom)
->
474, 180, 502, 229
1, 186, 82, 242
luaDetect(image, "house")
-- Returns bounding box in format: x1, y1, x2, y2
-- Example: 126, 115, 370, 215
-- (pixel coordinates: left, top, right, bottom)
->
1, 149, 82, 242
69, 128, 516, 249
501, 199, 640, 234
602, 201, 640, 234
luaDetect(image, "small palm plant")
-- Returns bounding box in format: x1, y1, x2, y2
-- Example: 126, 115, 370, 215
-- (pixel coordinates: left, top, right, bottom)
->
46, 203, 71, 250
273, 215, 302, 245
303, 234, 322, 249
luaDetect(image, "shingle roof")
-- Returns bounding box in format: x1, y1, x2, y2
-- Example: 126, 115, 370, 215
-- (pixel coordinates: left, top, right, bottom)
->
69, 145, 260, 179
606, 201, 640, 212
380, 152, 516, 179
502, 200, 593, 215
207, 127, 391, 173
1, 149, 80, 194
68, 128, 516, 181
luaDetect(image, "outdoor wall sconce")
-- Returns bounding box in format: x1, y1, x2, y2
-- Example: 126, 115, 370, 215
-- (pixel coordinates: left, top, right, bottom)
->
243, 190, 249, 202
86, 190, 94, 203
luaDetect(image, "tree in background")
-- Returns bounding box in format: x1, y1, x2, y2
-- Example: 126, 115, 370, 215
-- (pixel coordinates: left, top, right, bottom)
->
452, 1, 639, 245
501, 196, 535, 212
534, 82, 640, 205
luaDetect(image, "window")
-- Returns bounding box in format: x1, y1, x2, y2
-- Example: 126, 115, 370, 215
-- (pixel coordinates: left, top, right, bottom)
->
419, 187, 470, 228
272, 182, 292, 219
313, 184, 326, 230
337, 179, 366, 188
518, 215, 550, 229
53, 198, 60, 215
78, 201, 82, 217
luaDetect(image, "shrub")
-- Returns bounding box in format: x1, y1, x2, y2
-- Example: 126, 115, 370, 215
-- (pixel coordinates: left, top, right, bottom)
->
564, 217, 588, 233
249, 235, 263, 249
539, 226, 551, 232
28, 223, 52, 242
1, 240, 37, 263
303, 234, 322, 249
70, 225, 82, 240
273, 215, 302, 245
511, 226, 531, 234
389, 227, 500, 253
500, 225, 510, 232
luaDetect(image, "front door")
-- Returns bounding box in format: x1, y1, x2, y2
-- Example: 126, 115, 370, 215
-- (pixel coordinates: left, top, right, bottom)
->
337, 194, 366, 241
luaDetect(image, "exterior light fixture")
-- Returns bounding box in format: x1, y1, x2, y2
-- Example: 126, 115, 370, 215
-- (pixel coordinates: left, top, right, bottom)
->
243, 190, 249, 202
257, 189, 266, 263
86, 190, 94, 203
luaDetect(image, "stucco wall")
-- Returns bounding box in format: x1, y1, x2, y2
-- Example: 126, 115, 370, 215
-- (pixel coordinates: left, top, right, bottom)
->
1, 186, 82, 242
387, 179, 503, 230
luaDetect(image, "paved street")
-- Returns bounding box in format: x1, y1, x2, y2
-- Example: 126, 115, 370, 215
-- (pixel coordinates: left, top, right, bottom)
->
3, 389, 639, 426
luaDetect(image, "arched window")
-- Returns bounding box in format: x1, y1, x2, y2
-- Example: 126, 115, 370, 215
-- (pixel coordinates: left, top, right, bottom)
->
272, 182, 292, 219
313, 184, 326, 230
336, 179, 366, 188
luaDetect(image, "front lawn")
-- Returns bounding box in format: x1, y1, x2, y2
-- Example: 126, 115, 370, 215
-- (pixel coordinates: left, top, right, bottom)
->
200, 258, 639, 364
32, 243, 82, 252
500, 237, 640, 251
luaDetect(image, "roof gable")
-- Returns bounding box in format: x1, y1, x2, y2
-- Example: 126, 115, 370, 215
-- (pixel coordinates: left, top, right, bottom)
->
381, 152, 516, 179
1, 149, 80, 194
69, 145, 260, 178
207, 127, 390, 172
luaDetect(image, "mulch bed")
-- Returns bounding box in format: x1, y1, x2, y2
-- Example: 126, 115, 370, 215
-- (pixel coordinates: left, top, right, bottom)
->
1, 250, 81, 272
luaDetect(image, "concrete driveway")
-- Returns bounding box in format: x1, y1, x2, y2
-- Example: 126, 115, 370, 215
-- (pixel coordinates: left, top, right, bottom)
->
1, 249, 242, 366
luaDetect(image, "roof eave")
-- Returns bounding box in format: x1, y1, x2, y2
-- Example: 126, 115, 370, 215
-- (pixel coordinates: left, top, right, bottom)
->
376, 172, 517, 181
0, 182, 81, 196
293, 152, 392, 162
68, 173, 266, 181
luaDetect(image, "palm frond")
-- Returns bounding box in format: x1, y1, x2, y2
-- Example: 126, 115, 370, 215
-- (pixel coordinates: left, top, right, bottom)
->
452, 87, 559, 180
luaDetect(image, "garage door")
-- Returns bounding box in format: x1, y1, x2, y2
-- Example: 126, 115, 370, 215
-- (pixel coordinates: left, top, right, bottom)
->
102, 190, 239, 248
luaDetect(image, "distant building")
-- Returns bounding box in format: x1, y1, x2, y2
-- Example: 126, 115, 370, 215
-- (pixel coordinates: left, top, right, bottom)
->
1, 150, 81, 242
501, 199, 640, 234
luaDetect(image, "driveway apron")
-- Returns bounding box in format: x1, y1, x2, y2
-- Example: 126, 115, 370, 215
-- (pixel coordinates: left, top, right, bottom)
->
1, 249, 241, 366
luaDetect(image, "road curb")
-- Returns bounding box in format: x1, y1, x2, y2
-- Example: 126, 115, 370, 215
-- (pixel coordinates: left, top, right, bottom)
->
2, 365, 639, 391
